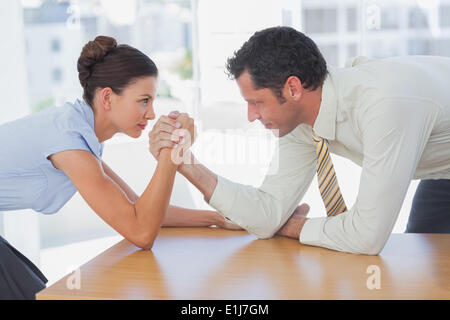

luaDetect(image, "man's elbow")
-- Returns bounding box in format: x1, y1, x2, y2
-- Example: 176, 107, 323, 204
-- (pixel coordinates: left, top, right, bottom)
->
358, 246, 382, 256
247, 224, 279, 240
253, 232, 274, 240
355, 235, 387, 255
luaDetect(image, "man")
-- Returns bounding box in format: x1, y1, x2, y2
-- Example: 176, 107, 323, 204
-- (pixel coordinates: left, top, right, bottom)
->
150, 26, 450, 255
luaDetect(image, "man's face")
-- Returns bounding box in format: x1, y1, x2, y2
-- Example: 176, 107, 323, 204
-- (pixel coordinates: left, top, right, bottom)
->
236, 71, 299, 137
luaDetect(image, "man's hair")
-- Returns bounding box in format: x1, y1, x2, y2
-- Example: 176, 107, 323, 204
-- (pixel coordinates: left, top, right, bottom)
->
226, 26, 328, 104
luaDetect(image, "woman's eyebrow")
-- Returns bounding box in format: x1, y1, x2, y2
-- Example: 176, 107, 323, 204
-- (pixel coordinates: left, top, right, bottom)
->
140, 94, 153, 98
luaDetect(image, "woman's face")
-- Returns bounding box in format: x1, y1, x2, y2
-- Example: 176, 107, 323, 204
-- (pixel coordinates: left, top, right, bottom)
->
109, 76, 157, 138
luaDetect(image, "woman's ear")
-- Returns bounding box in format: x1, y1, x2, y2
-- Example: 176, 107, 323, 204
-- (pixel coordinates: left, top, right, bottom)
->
285, 76, 303, 101
99, 87, 113, 111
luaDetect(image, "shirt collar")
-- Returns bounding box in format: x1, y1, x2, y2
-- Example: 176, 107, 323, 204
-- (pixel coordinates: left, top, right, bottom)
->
74, 98, 95, 131
74, 98, 104, 157
312, 69, 338, 141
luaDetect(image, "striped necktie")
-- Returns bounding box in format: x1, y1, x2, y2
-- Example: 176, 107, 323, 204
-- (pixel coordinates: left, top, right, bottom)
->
312, 132, 348, 216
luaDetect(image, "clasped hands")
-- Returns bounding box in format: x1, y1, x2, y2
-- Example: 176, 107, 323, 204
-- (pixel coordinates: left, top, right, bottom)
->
148, 111, 310, 238
148, 110, 196, 165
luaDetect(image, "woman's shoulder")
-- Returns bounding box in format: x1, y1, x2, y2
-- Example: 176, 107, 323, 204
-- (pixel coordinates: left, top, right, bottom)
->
52, 99, 94, 130
49, 99, 104, 159
0, 99, 103, 165
0, 99, 92, 133
31, 99, 101, 151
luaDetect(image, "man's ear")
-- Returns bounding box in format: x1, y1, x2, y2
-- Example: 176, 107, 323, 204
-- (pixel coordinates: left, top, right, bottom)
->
285, 76, 303, 101
99, 87, 113, 111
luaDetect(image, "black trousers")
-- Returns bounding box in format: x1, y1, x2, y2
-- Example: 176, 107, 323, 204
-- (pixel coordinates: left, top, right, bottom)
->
0, 235, 48, 300
406, 179, 450, 233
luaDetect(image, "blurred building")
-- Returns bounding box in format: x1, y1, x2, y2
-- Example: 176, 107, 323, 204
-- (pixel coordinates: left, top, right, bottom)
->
301, 0, 450, 66
24, 1, 83, 110
195, 0, 301, 107
22, 0, 192, 113
195, 0, 450, 109
133, 0, 192, 55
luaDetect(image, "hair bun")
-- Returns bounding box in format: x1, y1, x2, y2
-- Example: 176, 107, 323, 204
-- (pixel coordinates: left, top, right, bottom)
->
77, 36, 117, 88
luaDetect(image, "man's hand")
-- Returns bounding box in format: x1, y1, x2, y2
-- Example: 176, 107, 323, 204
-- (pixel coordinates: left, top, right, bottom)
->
276, 203, 310, 239
149, 111, 196, 161
216, 214, 243, 230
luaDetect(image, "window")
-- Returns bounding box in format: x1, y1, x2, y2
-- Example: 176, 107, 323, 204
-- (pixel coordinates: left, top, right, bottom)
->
440, 5, 450, 27
52, 67, 62, 83
346, 7, 358, 32
409, 7, 428, 29
379, 6, 400, 29
51, 38, 60, 52
282, 9, 293, 27
319, 44, 339, 66
303, 8, 337, 34
347, 43, 358, 57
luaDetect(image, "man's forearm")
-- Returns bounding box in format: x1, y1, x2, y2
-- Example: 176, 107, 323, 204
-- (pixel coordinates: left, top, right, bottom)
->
177, 156, 218, 202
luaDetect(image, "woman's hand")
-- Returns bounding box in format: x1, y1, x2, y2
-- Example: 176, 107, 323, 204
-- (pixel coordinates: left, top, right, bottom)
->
149, 111, 196, 162
148, 112, 181, 160
170, 111, 196, 146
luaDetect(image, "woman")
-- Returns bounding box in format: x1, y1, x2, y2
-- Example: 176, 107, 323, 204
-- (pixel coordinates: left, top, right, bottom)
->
0, 36, 237, 300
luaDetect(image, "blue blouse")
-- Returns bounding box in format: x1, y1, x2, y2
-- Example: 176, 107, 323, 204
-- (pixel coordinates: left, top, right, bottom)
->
0, 99, 104, 214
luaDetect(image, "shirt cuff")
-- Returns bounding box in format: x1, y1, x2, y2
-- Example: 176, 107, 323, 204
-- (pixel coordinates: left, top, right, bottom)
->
299, 217, 326, 246
207, 175, 238, 216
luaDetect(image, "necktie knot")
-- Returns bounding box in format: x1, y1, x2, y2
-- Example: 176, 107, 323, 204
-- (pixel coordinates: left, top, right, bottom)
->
312, 131, 320, 142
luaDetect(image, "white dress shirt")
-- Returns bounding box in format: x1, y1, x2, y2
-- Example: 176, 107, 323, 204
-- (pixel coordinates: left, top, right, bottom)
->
208, 55, 450, 255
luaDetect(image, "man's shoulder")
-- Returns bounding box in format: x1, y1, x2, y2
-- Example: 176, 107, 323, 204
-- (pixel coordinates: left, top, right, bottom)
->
342, 55, 450, 71
281, 124, 313, 144
344, 56, 378, 68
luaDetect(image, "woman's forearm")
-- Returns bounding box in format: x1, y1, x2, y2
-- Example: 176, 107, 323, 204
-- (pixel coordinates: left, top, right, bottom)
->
162, 205, 222, 227
133, 148, 178, 248
101, 161, 139, 203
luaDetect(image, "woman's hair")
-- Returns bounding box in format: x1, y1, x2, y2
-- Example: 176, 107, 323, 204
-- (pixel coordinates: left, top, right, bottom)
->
77, 35, 158, 107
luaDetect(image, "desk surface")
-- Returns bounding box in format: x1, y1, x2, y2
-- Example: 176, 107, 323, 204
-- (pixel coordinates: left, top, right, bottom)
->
37, 228, 450, 300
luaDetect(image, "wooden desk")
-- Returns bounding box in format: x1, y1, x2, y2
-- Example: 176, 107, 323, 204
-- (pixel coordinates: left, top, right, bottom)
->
36, 228, 450, 299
